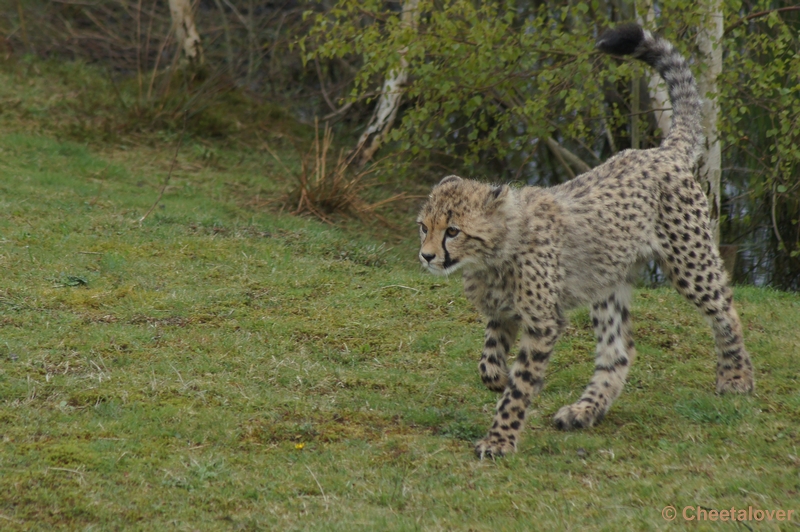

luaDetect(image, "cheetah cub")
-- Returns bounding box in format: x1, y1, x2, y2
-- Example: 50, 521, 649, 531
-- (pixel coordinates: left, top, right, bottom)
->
416, 24, 754, 458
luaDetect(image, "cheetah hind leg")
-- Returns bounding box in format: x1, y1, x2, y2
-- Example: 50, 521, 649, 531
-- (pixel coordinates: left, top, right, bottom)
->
660, 247, 754, 393
554, 286, 635, 430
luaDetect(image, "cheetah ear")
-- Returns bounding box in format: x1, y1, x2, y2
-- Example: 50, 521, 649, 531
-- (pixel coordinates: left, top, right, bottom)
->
437, 175, 462, 187
485, 184, 509, 210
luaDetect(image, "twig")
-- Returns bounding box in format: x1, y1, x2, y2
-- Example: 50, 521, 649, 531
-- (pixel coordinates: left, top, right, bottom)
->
379, 285, 420, 293
513, 138, 541, 182
544, 137, 575, 179
136, 0, 143, 99
81, 6, 126, 43
221, 0, 258, 83
15, 0, 30, 52
601, 115, 617, 154
725, 6, 800, 36
320, 91, 379, 122
500, 87, 590, 177
257, 137, 293, 176
322, 100, 354, 121
548, 136, 591, 174
305, 465, 328, 503
47, 467, 85, 485
47, 467, 83, 474
105, 68, 128, 112
314, 57, 339, 114
138, 113, 187, 224
147, 25, 174, 101
212, 0, 235, 74
770, 180, 797, 263
142, 0, 156, 102
169, 363, 185, 386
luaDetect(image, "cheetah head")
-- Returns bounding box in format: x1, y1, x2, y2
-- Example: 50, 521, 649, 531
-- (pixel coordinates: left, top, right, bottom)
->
416, 175, 512, 275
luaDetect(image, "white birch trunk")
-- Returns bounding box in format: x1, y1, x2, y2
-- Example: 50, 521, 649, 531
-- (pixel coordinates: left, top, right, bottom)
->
352, 0, 420, 168
168, 0, 204, 67
636, 0, 723, 244
696, 0, 724, 245
635, 1, 671, 136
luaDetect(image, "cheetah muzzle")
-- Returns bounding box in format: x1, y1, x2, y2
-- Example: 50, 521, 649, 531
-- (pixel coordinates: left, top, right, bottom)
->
416, 23, 754, 459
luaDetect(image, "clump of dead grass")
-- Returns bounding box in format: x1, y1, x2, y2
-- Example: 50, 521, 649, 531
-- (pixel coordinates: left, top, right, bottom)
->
281, 120, 405, 224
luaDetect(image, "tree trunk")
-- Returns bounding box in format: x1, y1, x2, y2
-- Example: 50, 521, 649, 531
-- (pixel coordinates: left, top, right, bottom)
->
168, 0, 204, 67
635, 1, 671, 136
351, 0, 420, 168
696, 0, 724, 245
636, 0, 723, 244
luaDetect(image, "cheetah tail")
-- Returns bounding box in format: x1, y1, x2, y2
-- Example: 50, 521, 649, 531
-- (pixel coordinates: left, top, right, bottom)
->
596, 23, 703, 163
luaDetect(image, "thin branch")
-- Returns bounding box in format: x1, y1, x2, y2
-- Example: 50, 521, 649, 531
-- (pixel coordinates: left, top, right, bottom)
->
725, 6, 800, 35
771, 181, 787, 252
513, 138, 540, 182
15, 0, 30, 52
601, 115, 617, 154
138, 114, 187, 224
255, 133, 293, 176
218, 0, 261, 84
545, 137, 591, 175
544, 137, 576, 179
147, 25, 174, 101
81, 6, 127, 44
546, 118, 601, 164
136, 0, 143, 99
502, 87, 592, 176
314, 57, 338, 113
321, 91, 379, 121
212, 0, 235, 74
322, 101, 354, 121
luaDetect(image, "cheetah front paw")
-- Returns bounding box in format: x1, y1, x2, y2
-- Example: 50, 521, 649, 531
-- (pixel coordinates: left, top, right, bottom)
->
716, 370, 754, 394
553, 401, 603, 431
474, 434, 516, 459
481, 372, 509, 393
480, 364, 508, 393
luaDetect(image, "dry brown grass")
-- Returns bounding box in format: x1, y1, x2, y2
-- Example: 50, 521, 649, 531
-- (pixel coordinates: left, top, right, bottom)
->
282, 120, 406, 225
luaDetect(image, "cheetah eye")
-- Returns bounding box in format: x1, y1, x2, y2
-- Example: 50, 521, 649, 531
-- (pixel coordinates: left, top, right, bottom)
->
445, 227, 460, 238
419, 223, 428, 234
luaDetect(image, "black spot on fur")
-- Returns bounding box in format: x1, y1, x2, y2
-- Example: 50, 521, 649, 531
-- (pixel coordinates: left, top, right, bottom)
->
531, 350, 549, 362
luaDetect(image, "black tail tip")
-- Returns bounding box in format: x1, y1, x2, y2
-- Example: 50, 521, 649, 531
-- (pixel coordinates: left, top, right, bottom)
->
596, 23, 645, 56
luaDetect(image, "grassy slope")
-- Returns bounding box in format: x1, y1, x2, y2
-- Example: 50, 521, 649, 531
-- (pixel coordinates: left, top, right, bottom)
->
1, 77, 799, 531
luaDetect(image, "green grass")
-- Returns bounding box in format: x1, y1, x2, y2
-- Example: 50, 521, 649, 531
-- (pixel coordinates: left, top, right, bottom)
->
1, 101, 799, 529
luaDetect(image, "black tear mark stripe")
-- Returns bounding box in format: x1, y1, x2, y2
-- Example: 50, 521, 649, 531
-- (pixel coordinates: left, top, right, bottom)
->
442, 233, 458, 269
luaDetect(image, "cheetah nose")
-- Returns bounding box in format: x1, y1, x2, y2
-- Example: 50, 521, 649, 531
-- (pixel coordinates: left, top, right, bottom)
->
421, 252, 435, 263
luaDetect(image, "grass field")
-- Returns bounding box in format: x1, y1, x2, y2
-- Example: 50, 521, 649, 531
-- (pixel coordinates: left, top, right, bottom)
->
1, 68, 799, 530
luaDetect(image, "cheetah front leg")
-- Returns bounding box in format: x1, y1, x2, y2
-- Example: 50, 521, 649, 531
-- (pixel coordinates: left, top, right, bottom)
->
554, 287, 635, 430
478, 319, 519, 392
475, 317, 561, 458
